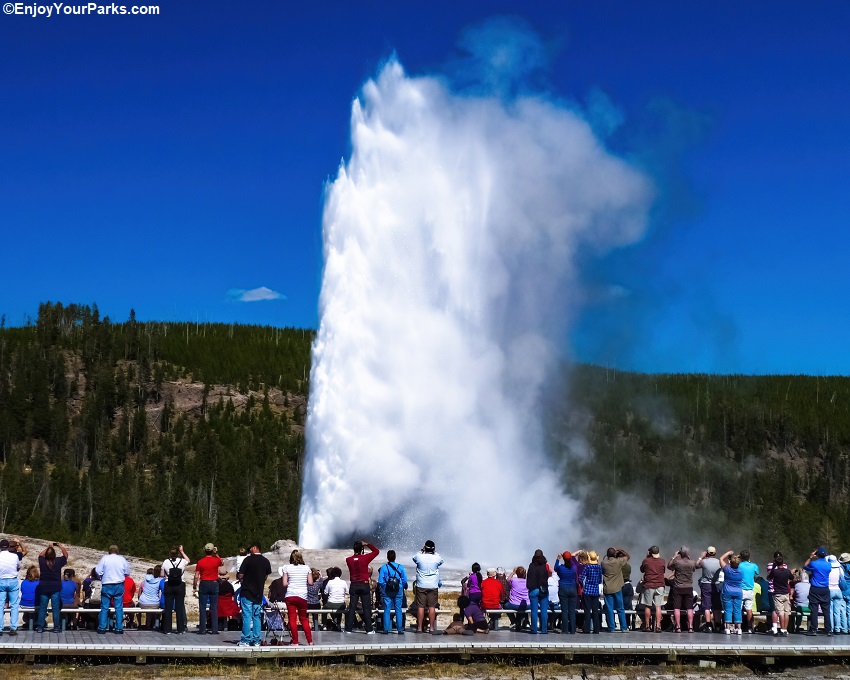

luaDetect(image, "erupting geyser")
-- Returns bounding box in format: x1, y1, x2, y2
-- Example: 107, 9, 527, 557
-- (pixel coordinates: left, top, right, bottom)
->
299, 54, 652, 562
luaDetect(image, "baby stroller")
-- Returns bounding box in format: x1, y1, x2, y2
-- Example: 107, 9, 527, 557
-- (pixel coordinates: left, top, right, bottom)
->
262, 601, 290, 646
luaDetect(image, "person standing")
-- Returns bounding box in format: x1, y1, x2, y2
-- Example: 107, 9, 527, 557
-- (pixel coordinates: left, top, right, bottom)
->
0, 538, 27, 636
696, 547, 722, 632
526, 549, 550, 634
193, 543, 223, 634
601, 547, 630, 633
803, 546, 832, 636
237, 542, 272, 647
161, 545, 191, 634
719, 550, 744, 634
95, 545, 131, 634
668, 547, 697, 633
377, 549, 408, 634
554, 551, 578, 634
580, 551, 603, 634
281, 549, 314, 645
737, 550, 760, 633
412, 540, 443, 634
36, 541, 68, 633
639, 546, 666, 632
768, 554, 793, 636
344, 539, 379, 634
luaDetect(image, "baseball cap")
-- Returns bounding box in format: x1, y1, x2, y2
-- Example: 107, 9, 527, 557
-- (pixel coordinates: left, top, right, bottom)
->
204, 542, 215, 552
423, 540, 436, 550
0, 539, 9, 550
706, 546, 716, 555
649, 545, 660, 556
487, 567, 496, 576
817, 546, 827, 558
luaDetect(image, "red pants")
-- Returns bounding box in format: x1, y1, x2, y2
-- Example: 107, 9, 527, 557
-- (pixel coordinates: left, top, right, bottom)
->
285, 596, 312, 644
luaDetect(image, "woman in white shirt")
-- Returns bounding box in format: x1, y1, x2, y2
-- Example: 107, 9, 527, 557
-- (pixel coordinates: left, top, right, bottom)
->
281, 550, 314, 645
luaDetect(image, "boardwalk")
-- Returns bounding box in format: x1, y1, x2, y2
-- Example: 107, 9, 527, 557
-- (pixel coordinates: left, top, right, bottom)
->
3, 629, 850, 663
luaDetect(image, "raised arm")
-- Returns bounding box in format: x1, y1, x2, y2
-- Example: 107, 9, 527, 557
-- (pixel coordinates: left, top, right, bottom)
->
719, 550, 734, 568
57, 542, 69, 558
179, 544, 191, 565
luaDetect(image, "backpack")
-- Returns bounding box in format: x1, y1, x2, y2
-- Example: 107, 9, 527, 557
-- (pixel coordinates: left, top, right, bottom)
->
167, 558, 183, 586
87, 579, 102, 605
384, 563, 402, 597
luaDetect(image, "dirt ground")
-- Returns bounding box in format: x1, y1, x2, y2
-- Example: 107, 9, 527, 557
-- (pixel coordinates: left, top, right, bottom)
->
5, 661, 850, 680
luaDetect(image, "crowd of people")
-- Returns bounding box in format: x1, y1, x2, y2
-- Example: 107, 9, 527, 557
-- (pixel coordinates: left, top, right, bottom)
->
2, 537, 849, 645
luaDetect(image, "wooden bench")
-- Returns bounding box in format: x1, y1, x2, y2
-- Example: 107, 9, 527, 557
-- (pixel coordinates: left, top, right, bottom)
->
18, 606, 164, 631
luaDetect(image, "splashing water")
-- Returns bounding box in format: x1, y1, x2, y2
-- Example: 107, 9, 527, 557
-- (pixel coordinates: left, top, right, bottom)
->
299, 57, 652, 563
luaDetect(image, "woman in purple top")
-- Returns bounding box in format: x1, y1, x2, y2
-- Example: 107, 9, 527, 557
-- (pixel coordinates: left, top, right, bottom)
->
462, 563, 484, 605
505, 566, 530, 630
37, 542, 69, 633
458, 595, 489, 633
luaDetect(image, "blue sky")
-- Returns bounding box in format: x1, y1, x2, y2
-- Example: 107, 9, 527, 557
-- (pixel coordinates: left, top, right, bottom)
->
2, 1, 848, 374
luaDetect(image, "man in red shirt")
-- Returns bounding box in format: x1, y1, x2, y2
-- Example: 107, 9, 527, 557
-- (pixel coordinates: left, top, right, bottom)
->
639, 545, 667, 632
480, 568, 505, 630
344, 539, 379, 634
193, 543, 223, 634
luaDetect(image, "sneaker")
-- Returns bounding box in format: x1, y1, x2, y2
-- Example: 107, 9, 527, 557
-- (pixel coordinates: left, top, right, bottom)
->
35, 626, 44, 633
378, 630, 388, 634
8, 630, 17, 637
342, 629, 352, 634
735, 629, 742, 635
398, 631, 405, 635
97, 630, 107, 635
806, 631, 818, 636
725, 629, 731, 635
115, 630, 124, 635
366, 630, 375, 635
237, 641, 250, 647
53, 628, 62, 634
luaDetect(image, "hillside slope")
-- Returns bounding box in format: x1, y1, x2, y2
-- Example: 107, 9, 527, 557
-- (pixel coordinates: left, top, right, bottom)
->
0, 302, 313, 560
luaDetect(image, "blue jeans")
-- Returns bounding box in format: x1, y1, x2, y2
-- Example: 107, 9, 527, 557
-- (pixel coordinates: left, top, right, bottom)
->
722, 590, 742, 624
830, 589, 847, 632
383, 594, 404, 632
558, 583, 578, 634
603, 590, 628, 631
528, 588, 549, 634
99, 583, 125, 632
198, 580, 219, 633
240, 597, 263, 645
38, 591, 62, 630
0, 578, 21, 631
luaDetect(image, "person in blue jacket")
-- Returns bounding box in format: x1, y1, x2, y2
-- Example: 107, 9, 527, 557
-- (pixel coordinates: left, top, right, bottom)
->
378, 550, 408, 634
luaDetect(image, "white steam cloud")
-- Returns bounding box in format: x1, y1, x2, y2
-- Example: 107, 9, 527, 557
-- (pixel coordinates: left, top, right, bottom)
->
299, 44, 653, 562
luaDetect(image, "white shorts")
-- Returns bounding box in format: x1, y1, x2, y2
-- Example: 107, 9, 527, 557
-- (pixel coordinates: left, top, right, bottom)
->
742, 589, 754, 611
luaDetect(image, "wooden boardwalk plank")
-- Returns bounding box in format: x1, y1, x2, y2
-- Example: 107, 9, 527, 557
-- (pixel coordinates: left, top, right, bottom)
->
4, 629, 850, 661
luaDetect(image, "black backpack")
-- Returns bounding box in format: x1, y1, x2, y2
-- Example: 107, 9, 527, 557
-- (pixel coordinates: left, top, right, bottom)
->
384, 563, 402, 597
167, 558, 183, 586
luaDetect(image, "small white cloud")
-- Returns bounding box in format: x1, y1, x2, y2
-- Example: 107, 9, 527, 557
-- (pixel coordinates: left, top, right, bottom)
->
226, 286, 285, 303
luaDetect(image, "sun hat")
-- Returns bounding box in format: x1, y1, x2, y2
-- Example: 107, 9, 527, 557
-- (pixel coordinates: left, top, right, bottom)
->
839, 553, 850, 564
487, 567, 496, 576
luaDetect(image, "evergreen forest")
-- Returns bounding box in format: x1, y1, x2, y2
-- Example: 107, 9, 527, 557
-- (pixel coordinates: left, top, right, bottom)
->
0, 302, 312, 560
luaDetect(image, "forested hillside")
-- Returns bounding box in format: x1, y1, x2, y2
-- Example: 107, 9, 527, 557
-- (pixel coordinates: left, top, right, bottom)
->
554, 365, 850, 559
0, 302, 313, 560
3, 302, 849, 563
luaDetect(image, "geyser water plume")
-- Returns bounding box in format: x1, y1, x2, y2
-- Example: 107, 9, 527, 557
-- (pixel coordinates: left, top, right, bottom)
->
300, 57, 653, 563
